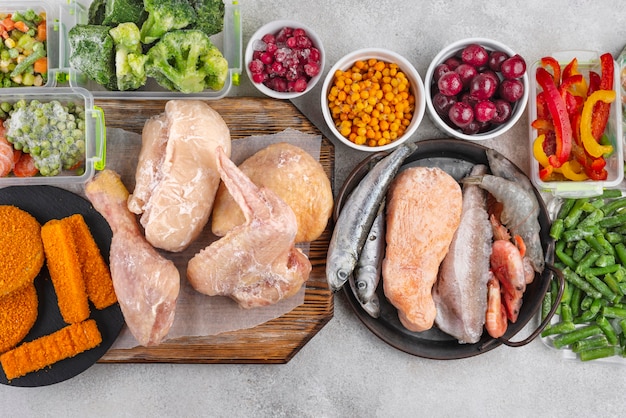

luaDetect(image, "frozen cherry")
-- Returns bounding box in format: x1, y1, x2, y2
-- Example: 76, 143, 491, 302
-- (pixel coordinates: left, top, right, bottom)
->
432, 92, 457, 116
438, 71, 463, 96
433, 64, 451, 83
491, 99, 513, 124
444, 56, 461, 70
488, 51, 509, 72
500, 54, 527, 79
469, 73, 497, 100
448, 102, 474, 128
461, 44, 489, 67
499, 78, 525, 102
455, 63, 478, 89
474, 100, 496, 122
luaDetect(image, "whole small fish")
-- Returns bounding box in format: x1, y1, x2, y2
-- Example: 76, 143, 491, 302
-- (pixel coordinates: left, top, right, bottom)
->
350, 202, 386, 318
326, 141, 417, 292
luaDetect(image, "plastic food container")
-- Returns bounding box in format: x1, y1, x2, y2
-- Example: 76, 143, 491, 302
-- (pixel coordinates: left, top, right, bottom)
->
56, 0, 242, 99
0, 86, 106, 186
0, 0, 59, 88
528, 51, 623, 198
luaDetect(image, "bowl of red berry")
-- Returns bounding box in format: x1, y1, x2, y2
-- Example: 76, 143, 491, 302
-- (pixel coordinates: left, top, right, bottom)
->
425, 38, 529, 141
246, 20, 324, 99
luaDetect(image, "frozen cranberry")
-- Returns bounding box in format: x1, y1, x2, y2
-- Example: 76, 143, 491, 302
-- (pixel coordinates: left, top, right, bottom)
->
248, 59, 264, 74
261, 33, 275, 44
304, 62, 320, 77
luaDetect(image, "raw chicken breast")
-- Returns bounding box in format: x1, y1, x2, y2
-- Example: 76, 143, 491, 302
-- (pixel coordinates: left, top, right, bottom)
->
187, 147, 311, 309
127, 114, 168, 214
86, 169, 180, 347
383, 166, 462, 332
129, 100, 231, 252
433, 164, 493, 344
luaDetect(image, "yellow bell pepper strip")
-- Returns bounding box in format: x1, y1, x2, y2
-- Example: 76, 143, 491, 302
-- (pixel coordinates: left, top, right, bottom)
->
536, 66, 572, 167
581, 89, 615, 158
591, 53, 615, 140
560, 161, 589, 181
541, 56, 561, 85
533, 134, 563, 181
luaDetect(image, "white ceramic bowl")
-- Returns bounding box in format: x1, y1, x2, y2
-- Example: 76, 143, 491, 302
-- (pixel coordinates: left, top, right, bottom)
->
320, 48, 425, 152
424, 37, 529, 141
245, 20, 325, 99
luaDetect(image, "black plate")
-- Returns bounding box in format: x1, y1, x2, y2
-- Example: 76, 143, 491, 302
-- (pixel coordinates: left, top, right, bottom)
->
339, 139, 559, 360
0, 185, 124, 387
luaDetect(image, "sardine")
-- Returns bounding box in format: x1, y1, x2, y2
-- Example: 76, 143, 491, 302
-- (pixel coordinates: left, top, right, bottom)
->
463, 173, 545, 273
350, 202, 386, 318
433, 164, 493, 344
326, 141, 417, 292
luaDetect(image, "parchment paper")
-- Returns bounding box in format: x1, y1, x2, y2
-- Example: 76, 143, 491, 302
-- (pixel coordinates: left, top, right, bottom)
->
102, 127, 323, 349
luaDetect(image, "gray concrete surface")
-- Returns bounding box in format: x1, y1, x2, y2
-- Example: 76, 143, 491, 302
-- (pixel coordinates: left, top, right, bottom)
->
3, 1, 626, 417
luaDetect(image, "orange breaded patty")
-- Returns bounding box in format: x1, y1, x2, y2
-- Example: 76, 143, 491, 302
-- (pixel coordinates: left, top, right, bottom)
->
0, 284, 38, 354
0, 205, 45, 297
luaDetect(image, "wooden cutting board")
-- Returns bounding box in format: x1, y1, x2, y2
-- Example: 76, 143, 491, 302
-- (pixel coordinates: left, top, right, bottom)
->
94, 97, 334, 364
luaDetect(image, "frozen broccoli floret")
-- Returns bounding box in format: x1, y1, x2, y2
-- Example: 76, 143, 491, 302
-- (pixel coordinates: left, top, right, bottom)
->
88, 0, 107, 25
109, 22, 147, 91
139, 0, 197, 44
102, 0, 147, 26
145, 29, 228, 93
189, 0, 225, 37
68, 25, 117, 90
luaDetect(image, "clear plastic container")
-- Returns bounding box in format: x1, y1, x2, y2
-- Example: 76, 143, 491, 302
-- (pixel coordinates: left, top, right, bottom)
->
0, 0, 59, 88
56, 0, 242, 99
528, 50, 624, 198
0, 86, 106, 186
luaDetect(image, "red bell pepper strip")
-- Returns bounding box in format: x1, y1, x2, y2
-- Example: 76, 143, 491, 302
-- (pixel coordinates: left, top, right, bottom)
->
536, 92, 549, 119
587, 71, 601, 96
591, 53, 615, 140
536, 66, 572, 167
540, 56, 561, 85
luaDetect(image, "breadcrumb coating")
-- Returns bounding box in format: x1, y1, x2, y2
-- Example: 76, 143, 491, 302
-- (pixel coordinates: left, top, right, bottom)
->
0, 319, 102, 380
41, 219, 90, 324
0, 205, 44, 297
65, 214, 117, 309
0, 284, 38, 354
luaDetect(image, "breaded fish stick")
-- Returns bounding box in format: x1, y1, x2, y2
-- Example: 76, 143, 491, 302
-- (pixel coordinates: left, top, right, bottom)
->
65, 214, 117, 310
41, 219, 90, 324
0, 319, 102, 380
